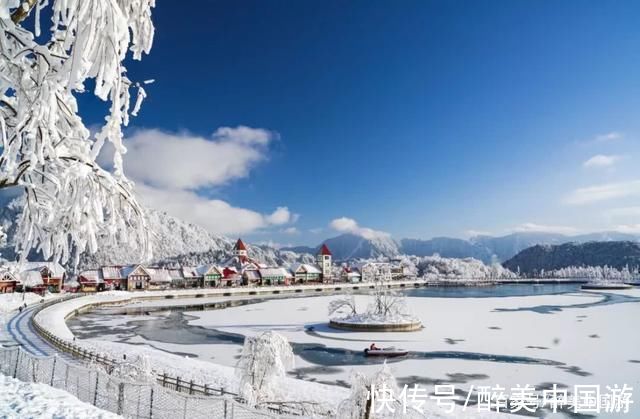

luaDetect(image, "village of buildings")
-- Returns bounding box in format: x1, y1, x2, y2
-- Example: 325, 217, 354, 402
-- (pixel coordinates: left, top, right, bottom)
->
0, 239, 407, 295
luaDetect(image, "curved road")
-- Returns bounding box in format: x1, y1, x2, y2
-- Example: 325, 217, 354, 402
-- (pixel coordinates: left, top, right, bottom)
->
4, 303, 62, 358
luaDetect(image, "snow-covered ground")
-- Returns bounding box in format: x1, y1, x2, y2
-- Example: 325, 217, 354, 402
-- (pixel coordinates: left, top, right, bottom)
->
37, 286, 640, 417
0, 374, 119, 418
0, 292, 56, 315
183, 290, 640, 395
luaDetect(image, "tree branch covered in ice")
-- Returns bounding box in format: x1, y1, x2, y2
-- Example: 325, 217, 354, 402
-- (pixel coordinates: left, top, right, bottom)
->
368, 280, 407, 318
328, 295, 358, 316
330, 282, 419, 325
536, 265, 640, 282
236, 331, 295, 407
0, 0, 155, 267
339, 364, 400, 419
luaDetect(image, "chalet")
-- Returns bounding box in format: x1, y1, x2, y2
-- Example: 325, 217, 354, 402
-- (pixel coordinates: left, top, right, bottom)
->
290, 244, 334, 283
258, 268, 292, 285
357, 262, 392, 282
168, 266, 202, 288
197, 265, 223, 287
390, 259, 407, 279
122, 265, 151, 291
341, 266, 362, 283
182, 266, 202, 287
243, 269, 261, 285
78, 269, 103, 292
5, 262, 66, 293
0, 270, 17, 293
145, 268, 172, 290
291, 263, 322, 283
63, 277, 81, 293
220, 239, 262, 286
167, 268, 185, 288
102, 266, 127, 290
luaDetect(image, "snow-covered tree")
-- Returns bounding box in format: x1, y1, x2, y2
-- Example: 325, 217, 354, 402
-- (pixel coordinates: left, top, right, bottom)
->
369, 280, 407, 318
339, 363, 399, 419
0, 225, 5, 260
328, 295, 358, 317
236, 331, 294, 407
0, 1, 155, 267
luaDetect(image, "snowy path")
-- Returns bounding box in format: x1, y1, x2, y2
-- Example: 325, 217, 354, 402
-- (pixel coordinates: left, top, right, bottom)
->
2, 302, 75, 363
5, 305, 53, 356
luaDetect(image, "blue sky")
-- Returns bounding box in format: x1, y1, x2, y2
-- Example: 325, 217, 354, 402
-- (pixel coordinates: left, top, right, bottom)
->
82, 1, 640, 246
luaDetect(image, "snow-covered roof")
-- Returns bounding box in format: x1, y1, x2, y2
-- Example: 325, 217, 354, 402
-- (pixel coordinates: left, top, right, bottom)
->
64, 279, 80, 288
356, 261, 391, 269
145, 268, 172, 283
0, 270, 17, 282
79, 270, 104, 284
167, 269, 184, 280
4, 261, 66, 278
102, 266, 124, 279
19, 271, 43, 287
182, 266, 200, 278
291, 263, 322, 274
243, 270, 261, 280
121, 265, 147, 278
196, 265, 222, 276
259, 268, 291, 278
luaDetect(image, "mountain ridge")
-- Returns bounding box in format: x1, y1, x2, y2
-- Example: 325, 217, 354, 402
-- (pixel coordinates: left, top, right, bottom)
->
503, 241, 640, 275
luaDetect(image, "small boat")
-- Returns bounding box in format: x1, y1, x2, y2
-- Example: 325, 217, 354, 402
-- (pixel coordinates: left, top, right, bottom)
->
363, 347, 408, 358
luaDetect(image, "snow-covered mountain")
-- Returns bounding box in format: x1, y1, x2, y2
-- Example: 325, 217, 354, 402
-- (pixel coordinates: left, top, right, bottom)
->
503, 241, 640, 275
289, 231, 640, 264
283, 233, 400, 261
0, 198, 313, 270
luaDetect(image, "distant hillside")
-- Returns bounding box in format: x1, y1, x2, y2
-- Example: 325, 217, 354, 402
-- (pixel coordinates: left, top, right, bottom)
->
503, 241, 640, 275
0, 198, 312, 270
401, 237, 494, 262
285, 231, 640, 264
286, 233, 401, 261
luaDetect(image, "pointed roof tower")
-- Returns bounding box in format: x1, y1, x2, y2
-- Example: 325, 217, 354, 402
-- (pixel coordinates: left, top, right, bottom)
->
235, 238, 247, 251
319, 244, 332, 256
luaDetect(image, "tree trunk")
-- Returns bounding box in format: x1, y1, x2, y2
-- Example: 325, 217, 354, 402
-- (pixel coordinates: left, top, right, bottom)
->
11, 0, 38, 23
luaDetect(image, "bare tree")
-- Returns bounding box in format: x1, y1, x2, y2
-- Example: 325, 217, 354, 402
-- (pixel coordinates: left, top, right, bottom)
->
369, 280, 407, 317
328, 295, 358, 317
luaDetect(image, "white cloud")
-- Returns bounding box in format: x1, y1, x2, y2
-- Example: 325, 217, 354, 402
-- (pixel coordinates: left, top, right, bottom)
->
136, 185, 296, 235
329, 217, 390, 240
583, 154, 622, 169
266, 207, 298, 225
101, 125, 301, 236
511, 222, 580, 235
565, 180, 640, 205
309, 228, 323, 234
282, 227, 299, 235
111, 126, 275, 190
614, 224, 640, 234
593, 132, 623, 143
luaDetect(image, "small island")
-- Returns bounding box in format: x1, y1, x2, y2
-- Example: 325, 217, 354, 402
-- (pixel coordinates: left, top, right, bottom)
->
327, 281, 422, 332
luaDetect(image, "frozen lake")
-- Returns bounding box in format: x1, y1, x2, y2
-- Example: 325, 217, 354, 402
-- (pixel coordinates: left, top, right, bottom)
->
68, 284, 640, 417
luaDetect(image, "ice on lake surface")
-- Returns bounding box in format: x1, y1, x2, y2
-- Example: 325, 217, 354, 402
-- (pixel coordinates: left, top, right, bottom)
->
68, 284, 640, 417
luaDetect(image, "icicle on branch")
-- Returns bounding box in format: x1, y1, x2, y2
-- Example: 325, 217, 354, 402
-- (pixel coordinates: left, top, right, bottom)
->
0, 0, 156, 267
